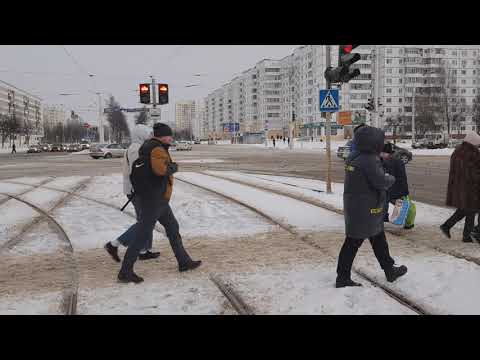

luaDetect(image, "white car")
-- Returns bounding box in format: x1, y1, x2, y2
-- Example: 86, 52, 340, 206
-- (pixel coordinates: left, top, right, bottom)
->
175, 141, 192, 151
89, 143, 126, 159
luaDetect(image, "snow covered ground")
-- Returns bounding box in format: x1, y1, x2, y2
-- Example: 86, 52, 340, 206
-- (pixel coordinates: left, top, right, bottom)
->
2, 171, 480, 314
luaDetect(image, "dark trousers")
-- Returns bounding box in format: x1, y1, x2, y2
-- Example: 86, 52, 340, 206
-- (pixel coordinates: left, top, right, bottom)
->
443, 209, 476, 239
336, 231, 395, 281
117, 197, 152, 251
11, 149, 16, 154
120, 197, 192, 274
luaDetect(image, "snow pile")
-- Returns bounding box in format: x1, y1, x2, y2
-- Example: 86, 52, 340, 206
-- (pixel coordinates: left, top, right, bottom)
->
0, 291, 63, 315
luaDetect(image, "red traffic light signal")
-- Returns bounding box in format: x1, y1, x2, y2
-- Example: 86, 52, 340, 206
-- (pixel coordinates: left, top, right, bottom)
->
139, 83, 151, 104
158, 83, 169, 105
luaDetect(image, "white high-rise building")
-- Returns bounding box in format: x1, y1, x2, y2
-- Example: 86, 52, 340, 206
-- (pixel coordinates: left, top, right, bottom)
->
0, 80, 43, 144
175, 100, 196, 133
43, 105, 67, 129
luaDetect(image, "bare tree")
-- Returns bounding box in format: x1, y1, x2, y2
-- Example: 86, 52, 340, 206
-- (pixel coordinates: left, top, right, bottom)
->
414, 91, 440, 137
106, 96, 130, 143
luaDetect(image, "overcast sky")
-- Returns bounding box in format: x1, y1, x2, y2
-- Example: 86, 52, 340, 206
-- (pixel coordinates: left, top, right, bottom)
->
1, 45, 299, 125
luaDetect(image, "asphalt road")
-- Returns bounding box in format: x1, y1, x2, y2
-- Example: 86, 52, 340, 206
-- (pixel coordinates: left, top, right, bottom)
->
0, 145, 451, 207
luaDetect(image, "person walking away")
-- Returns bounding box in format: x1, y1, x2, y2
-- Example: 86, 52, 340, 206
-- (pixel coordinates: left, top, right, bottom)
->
283, 137, 286, 144
287, 137, 290, 146
441, 131, 480, 243
104, 125, 160, 262
117, 123, 201, 283
11, 143, 16, 154
381, 142, 415, 229
273, 137, 276, 148
336, 126, 407, 288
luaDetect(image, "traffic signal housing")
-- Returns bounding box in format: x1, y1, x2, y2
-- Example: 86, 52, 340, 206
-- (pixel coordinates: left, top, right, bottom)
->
365, 97, 375, 111
158, 84, 169, 105
324, 45, 361, 84
139, 84, 151, 104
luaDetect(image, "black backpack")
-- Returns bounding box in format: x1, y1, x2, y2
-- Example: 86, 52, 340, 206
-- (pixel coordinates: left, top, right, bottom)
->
130, 139, 169, 197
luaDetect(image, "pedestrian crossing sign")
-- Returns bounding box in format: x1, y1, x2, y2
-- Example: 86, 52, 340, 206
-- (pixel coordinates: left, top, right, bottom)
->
319, 89, 339, 112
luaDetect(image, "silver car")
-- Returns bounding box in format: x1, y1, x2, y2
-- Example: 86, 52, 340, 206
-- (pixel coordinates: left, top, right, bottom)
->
90, 143, 126, 159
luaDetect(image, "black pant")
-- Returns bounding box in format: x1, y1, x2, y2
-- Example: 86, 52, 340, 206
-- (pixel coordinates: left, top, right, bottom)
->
336, 231, 395, 281
443, 209, 476, 239
11, 149, 16, 154
120, 197, 192, 274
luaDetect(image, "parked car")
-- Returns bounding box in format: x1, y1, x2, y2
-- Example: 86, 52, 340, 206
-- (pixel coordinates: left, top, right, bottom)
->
175, 141, 193, 151
27, 145, 42, 153
39, 144, 51, 152
50, 144, 64, 152
80, 140, 90, 150
389, 143, 413, 164
336, 140, 353, 160
67, 144, 80, 152
89, 143, 126, 159
448, 139, 462, 148
194, 140, 201, 145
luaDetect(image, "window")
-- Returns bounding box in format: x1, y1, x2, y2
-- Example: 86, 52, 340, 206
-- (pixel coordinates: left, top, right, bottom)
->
399, 59, 403, 64
386, 88, 392, 93
399, 79, 402, 84
452, 60, 457, 65
308, 98, 312, 104
461, 89, 467, 94
399, 69, 403, 74
387, 69, 392, 74
404, 106, 412, 112
462, 50, 467, 56
387, 79, 392, 84
386, 98, 392, 103
386, 59, 392, 64
399, 88, 403, 94
386, 108, 392, 113
452, 51, 457, 56
462, 79, 466, 84
387, 48, 392, 54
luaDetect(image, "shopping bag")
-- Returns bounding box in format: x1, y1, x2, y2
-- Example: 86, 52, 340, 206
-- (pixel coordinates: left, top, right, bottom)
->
389, 197, 411, 226
404, 196, 416, 228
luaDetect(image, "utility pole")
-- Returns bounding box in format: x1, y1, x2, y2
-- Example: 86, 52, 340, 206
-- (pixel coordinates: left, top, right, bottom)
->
412, 86, 416, 143
325, 45, 332, 194
150, 76, 158, 125
97, 92, 104, 143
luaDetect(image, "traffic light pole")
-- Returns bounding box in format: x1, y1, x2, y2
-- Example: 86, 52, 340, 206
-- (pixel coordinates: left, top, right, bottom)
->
325, 45, 333, 194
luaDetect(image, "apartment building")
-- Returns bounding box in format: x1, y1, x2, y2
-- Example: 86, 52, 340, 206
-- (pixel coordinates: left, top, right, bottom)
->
376, 45, 480, 133
43, 105, 67, 129
175, 100, 196, 132
0, 79, 43, 143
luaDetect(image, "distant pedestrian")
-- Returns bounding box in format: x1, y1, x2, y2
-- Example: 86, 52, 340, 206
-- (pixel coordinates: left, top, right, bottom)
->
105, 125, 160, 261
441, 131, 480, 243
283, 137, 286, 144
273, 137, 276, 148
381, 142, 415, 229
11, 143, 16, 154
336, 126, 407, 288
288, 137, 290, 146
116, 123, 201, 283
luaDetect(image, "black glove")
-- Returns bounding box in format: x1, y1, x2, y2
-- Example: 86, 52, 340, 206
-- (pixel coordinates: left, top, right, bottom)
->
167, 162, 178, 175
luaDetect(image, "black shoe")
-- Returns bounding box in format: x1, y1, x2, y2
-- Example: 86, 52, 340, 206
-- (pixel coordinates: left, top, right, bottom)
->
440, 224, 451, 239
404, 224, 414, 230
471, 232, 480, 244
335, 278, 363, 288
385, 265, 408, 283
138, 251, 160, 261
463, 236, 473, 243
179, 260, 202, 272
117, 271, 144, 284
105, 242, 121, 262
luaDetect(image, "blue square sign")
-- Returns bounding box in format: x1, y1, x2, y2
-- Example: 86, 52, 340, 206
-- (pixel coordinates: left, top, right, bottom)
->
319, 89, 339, 112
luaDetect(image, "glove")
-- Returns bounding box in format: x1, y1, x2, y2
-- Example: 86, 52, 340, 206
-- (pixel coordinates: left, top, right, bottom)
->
167, 162, 178, 175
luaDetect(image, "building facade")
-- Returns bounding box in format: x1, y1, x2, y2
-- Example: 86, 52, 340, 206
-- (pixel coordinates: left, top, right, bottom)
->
0, 80, 43, 144
43, 105, 67, 129
175, 100, 196, 134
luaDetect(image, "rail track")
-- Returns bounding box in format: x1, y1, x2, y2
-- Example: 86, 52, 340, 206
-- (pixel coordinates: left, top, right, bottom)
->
176, 175, 429, 315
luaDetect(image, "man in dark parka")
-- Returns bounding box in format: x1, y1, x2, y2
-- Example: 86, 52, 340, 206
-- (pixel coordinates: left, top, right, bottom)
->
336, 126, 408, 288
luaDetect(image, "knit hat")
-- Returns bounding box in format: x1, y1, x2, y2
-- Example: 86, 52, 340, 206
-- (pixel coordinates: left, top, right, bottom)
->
153, 123, 173, 137
463, 131, 480, 147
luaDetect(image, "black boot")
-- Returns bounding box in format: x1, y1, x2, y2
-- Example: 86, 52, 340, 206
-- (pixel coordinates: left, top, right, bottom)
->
385, 265, 408, 283
463, 236, 473, 243
118, 271, 144, 284
179, 260, 202, 272
470, 232, 480, 244
440, 224, 451, 239
105, 242, 121, 262
138, 251, 160, 261
335, 277, 363, 288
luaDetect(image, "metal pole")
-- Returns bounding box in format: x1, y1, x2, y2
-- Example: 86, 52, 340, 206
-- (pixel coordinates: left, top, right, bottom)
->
98, 93, 104, 144
412, 86, 416, 143
151, 76, 158, 125
325, 45, 332, 194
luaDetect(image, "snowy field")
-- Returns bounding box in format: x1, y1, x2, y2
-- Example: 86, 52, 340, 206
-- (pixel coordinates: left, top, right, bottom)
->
1, 171, 480, 314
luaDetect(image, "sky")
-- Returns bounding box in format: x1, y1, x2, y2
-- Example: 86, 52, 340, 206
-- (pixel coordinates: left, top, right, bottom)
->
0, 45, 299, 125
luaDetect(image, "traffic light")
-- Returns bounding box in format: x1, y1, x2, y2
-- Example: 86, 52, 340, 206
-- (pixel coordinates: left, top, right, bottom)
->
158, 84, 169, 105
324, 45, 361, 84
139, 83, 151, 104
365, 97, 375, 111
